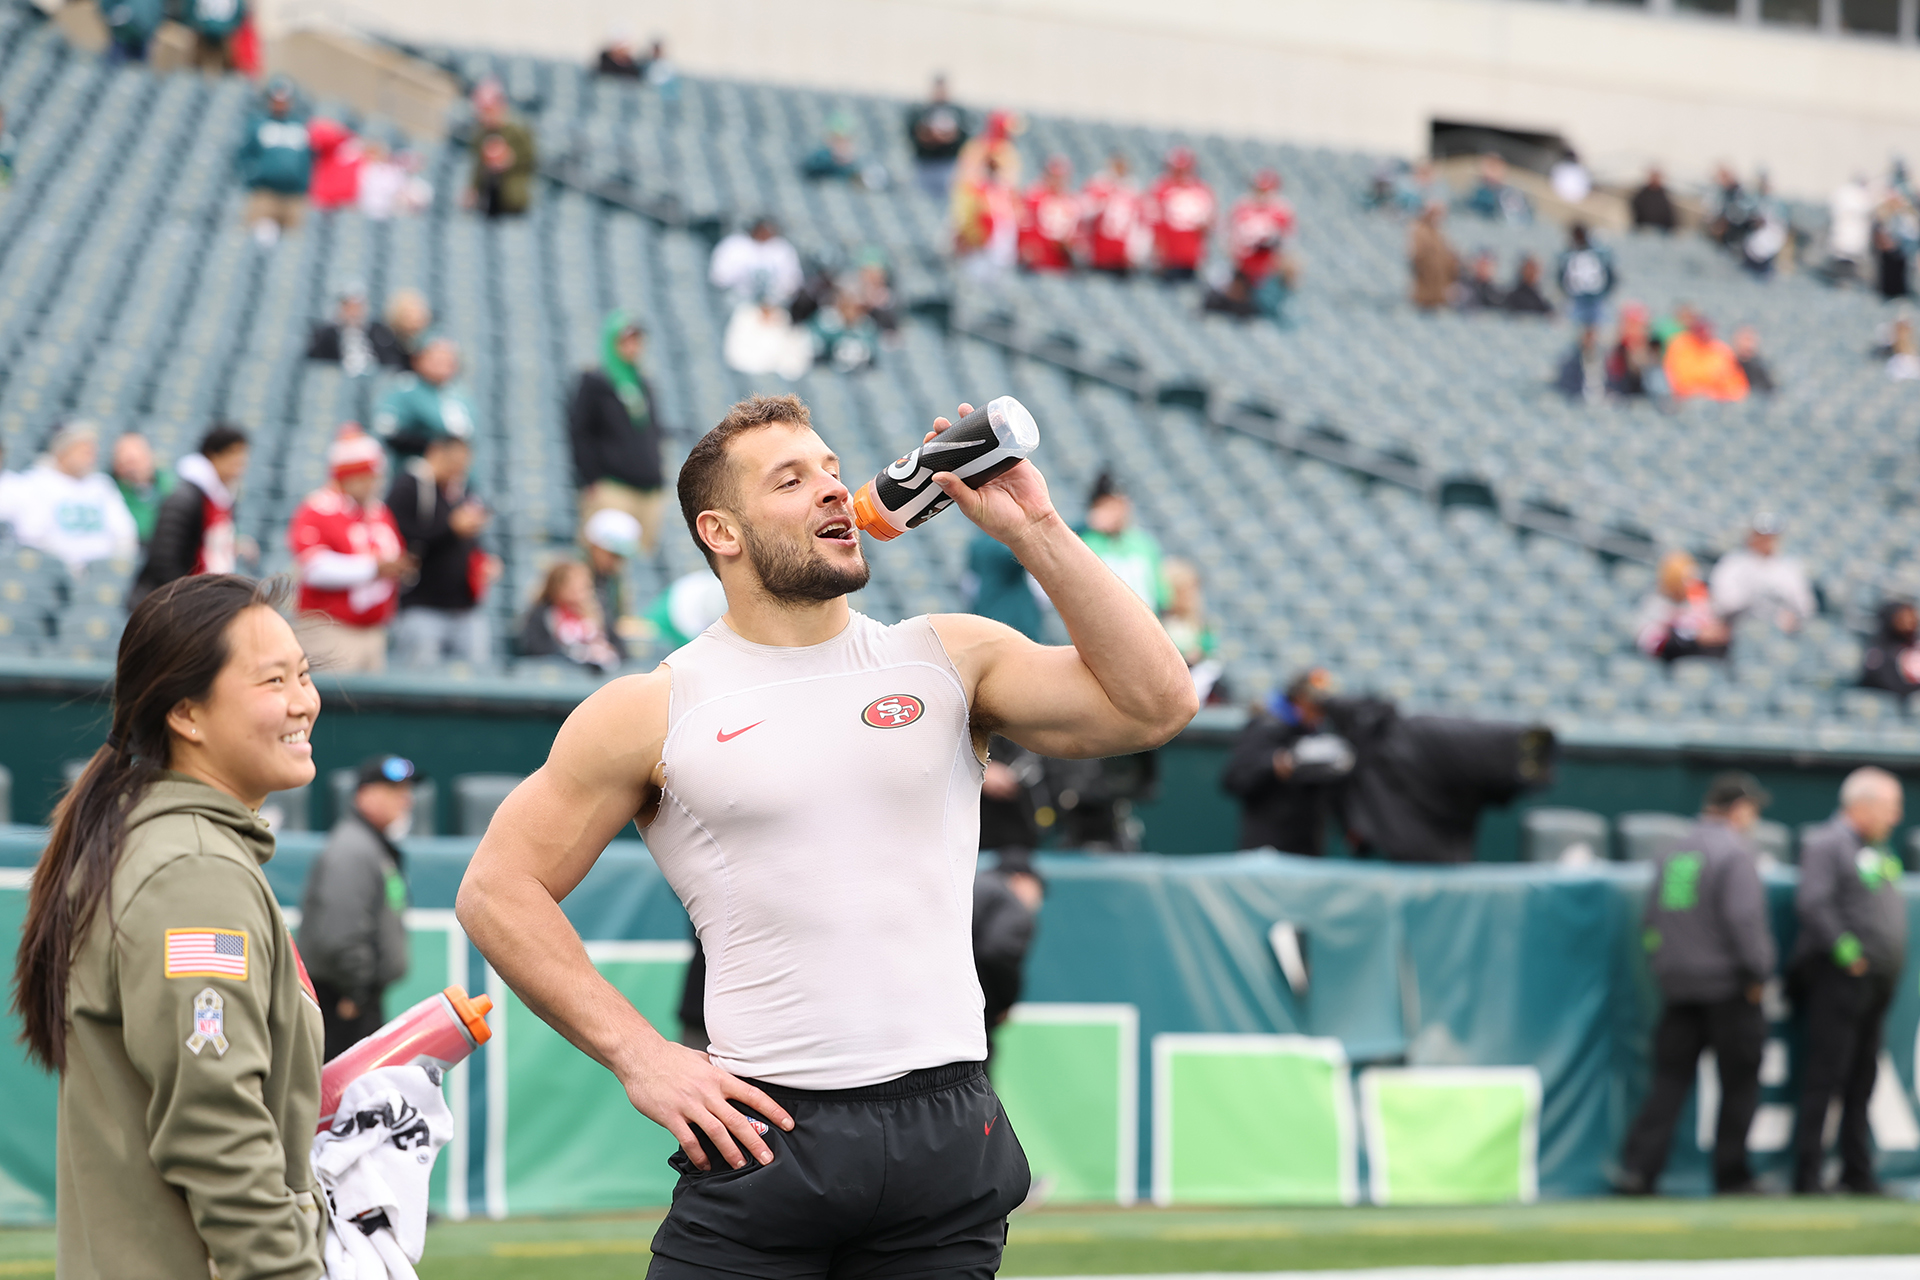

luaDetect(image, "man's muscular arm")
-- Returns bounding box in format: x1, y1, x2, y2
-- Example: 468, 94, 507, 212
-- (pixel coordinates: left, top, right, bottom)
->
456, 671, 792, 1170
926, 407, 1198, 758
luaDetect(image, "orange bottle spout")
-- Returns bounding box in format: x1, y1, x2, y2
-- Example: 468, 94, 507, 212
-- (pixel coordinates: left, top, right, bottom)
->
444, 986, 494, 1046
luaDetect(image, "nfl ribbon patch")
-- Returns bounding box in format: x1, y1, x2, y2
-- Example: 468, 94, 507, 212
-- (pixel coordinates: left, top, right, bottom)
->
185, 988, 229, 1057
164, 928, 248, 980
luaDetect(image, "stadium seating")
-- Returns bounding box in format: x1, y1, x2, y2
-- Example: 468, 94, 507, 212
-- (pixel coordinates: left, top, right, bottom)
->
0, 8, 1917, 754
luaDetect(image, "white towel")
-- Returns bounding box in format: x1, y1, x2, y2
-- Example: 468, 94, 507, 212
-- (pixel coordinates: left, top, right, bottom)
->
311, 1065, 452, 1280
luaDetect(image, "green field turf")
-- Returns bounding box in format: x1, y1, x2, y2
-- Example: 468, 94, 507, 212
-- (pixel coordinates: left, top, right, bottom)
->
5, 1196, 1918, 1277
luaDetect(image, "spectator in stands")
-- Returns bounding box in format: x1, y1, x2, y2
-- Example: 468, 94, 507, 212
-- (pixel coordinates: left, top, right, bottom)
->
953, 150, 1020, 284
390, 435, 496, 670
374, 335, 475, 459
288, 427, 408, 673
105, 0, 162, 61
1200, 271, 1258, 320
132, 423, 249, 605
1460, 153, 1530, 224
305, 118, 363, 212
800, 113, 886, 189
1630, 167, 1678, 234
723, 290, 814, 380
964, 526, 1042, 641
1459, 251, 1503, 310
1556, 224, 1615, 329
468, 80, 536, 219
1663, 311, 1748, 402
1617, 773, 1775, 1197
1549, 149, 1591, 205
384, 288, 432, 364
306, 284, 407, 377
642, 38, 681, 110
1082, 153, 1147, 276
1828, 175, 1875, 283
1860, 600, 1920, 701
906, 75, 969, 199
596, 32, 643, 78
1708, 165, 1756, 250
847, 251, 900, 341
1636, 551, 1730, 663
1162, 559, 1223, 705
569, 311, 664, 555
808, 287, 880, 373
1607, 303, 1665, 399
643, 568, 726, 651
973, 846, 1043, 1048
184, 0, 245, 71
1733, 327, 1775, 395
1791, 768, 1907, 1196
583, 506, 641, 654
1887, 316, 1920, 381
1710, 514, 1815, 633
1079, 472, 1166, 612
1017, 156, 1080, 272
1227, 169, 1296, 319
709, 215, 804, 308
111, 432, 171, 548
518, 559, 621, 673
1409, 203, 1459, 312
1554, 326, 1606, 405
297, 753, 416, 1059
1502, 255, 1554, 316
1875, 224, 1911, 302
236, 77, 311, 247
1740, 180, 1789, 279
356, 142, 433, 220
952, 108, 1021, 205
0, 422, 137, 571
1220, 668, 1353, 856
1148, 147, 1215, 282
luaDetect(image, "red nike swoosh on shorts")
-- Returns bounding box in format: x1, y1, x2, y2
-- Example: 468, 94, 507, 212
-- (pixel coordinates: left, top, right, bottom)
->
716, 722, 765, 743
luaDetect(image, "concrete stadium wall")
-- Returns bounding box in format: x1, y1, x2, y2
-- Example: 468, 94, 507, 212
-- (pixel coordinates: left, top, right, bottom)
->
257, 0, 1920, 197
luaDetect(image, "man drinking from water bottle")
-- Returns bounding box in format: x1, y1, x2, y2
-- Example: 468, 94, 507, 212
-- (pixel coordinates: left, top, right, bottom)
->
458, 392, 1196, 1278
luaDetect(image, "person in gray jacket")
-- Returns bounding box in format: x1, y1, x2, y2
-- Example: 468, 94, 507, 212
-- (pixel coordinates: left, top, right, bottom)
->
1617, 772, 1777, 1195
1790, 766, 1907, 1195
298, 754, 417, 1059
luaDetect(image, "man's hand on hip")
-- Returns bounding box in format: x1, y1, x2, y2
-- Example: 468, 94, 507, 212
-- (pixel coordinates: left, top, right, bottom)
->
620, 1036, 794, 1171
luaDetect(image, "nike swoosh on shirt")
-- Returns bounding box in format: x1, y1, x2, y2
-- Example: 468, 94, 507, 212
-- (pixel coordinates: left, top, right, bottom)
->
716, 722, 764, 743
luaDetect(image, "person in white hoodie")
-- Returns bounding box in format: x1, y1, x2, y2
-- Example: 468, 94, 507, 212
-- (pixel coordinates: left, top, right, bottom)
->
0, 422, 138, 571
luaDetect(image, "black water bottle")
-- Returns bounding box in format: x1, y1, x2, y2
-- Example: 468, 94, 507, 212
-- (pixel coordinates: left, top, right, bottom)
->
850, 396, 1040, 541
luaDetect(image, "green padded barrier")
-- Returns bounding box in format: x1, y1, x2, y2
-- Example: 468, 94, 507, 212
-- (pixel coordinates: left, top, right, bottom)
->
487, 940, 692, 1218
1359, 1066, 1541, 1205
990, 1003, 1138, 1205
1151, 1034, 1356, 1206
0, 868, 55, 1224
283, 906, 475, 1221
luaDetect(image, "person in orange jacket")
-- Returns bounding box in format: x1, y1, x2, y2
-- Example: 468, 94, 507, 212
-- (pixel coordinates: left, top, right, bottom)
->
1664, 310, 1749, 402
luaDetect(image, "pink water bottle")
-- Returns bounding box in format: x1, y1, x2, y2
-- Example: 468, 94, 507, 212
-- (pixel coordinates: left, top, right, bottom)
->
317, 985, 493, 1131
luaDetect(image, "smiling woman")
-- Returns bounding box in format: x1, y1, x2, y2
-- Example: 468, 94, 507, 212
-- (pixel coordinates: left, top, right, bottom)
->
9, 574, 330, 1280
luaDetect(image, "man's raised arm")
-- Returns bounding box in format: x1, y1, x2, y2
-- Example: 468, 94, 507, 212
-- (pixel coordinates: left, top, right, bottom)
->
456, 672, 791, 1170
927, 420, 1198, 759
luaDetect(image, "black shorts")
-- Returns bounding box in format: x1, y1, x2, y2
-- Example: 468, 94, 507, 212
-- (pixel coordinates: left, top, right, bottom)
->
647, 1060, 1030, 1280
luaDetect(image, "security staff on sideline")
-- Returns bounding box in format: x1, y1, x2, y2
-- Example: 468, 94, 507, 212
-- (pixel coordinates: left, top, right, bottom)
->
298, 754, 417, 1059
11, 575, 325, 1279
1617, 772, 1776, 1195
1790, 766, 1907, 1195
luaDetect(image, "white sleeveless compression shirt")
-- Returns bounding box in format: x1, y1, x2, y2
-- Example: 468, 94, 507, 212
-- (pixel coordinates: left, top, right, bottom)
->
645, 612, 989, 1089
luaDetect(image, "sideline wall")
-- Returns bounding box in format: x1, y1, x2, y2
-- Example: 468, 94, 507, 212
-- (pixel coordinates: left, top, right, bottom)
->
260, 0, 1920, 196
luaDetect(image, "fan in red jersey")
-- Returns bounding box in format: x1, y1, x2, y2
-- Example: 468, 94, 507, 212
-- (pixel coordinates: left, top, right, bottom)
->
1147, 146, 1216, 281
1017, 156, 1081, 272
1081, 153, 1147, 277
1223, 168, 1298, 320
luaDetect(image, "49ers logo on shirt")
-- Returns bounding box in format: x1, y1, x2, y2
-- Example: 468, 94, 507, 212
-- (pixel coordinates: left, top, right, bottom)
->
862, 694, 924, 729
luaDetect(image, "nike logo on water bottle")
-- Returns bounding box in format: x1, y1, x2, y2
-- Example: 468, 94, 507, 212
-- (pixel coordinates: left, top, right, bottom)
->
716, 722, 764, 743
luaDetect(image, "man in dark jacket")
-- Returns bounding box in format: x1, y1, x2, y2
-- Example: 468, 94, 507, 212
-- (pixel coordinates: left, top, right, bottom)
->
390, 434, 496, 669
131, 423, 249, 605
1631, 168, 1678, 234
298, 755, 418, 1059
973, 847, 1043, 1050
1617, 772, 1777, 1195
1790, 767, 1907, 1195
306, 285, 408, 377
569, 312, 665, 553
1860, 600, 1920, 702
1221, 668, 1353, 855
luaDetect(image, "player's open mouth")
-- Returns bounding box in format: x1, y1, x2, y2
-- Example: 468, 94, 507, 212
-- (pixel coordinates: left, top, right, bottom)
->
815, 518, 856, 546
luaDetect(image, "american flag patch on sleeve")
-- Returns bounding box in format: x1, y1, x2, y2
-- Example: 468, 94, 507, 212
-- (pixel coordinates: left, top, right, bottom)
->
164, 928, 249, 980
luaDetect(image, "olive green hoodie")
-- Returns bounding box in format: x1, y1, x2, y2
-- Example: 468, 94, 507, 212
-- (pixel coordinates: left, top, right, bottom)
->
58, 773, 325, 1280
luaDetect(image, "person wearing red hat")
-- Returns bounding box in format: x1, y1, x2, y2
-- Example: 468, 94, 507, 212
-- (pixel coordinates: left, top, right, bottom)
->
1148, 147, 1216, 281
1017, 155, 1080, 272
1081, 153, 1147, 276
1227, 169, 1297, 319
287, 426, 410, 673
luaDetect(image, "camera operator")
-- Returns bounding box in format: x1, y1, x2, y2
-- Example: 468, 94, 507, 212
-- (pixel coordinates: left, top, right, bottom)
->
1221, 668, 1353, 856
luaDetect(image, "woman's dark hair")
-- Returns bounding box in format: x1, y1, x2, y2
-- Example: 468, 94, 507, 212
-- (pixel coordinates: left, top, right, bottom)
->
12, 574, 287, 1070
197, 422, 250, 458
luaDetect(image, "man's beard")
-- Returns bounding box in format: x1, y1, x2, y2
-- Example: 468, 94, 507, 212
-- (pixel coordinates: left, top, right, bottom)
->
740, 518, 870, 603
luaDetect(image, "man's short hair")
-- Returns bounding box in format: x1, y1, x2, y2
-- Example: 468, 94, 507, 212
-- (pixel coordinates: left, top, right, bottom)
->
1840, 766, 1900, 811
198, 422, 249, 458
677, 394, 812, 569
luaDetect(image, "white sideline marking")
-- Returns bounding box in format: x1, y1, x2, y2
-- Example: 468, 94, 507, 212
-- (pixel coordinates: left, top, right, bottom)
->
1041, 1262, 1919, 1280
